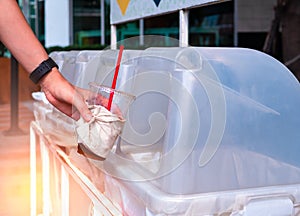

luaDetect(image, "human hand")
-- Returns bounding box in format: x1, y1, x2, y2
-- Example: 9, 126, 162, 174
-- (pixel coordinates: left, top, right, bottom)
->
39, 68, 92, 122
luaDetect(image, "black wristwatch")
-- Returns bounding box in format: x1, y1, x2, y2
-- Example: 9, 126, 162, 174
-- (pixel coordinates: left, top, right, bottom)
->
29, 57, 59, 84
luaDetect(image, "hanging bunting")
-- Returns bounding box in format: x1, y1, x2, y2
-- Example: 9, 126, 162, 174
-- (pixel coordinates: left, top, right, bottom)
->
153, 0, 162, 7
111, 0, 221, 24
116, 0, 130, 15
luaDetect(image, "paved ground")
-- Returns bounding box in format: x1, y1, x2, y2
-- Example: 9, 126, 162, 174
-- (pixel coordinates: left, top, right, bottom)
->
0, 102, 36, 216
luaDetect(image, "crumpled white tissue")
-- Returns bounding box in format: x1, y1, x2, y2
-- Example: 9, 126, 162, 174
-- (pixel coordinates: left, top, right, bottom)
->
75, 105, 125, 158
32, 91, 50, 104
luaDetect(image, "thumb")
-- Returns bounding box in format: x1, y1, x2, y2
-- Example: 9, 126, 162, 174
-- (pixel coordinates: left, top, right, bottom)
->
73, 91, 92, 122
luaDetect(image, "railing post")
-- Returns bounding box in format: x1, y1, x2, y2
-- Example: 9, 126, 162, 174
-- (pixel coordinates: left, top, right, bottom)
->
4, 55, 24, 135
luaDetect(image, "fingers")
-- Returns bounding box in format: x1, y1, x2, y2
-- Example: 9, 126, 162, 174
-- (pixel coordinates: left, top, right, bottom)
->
43, 90, 74, 117
42, 75, 92, 122
71, 110, 81, 121
45, 90, 92, 122
73, 91, 93, 122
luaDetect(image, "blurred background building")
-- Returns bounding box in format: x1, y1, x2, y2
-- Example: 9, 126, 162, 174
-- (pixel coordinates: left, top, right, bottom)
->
17, 0, 300, 80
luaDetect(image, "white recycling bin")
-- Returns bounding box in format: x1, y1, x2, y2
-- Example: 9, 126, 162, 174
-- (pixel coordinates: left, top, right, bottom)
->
42, 47, 300, 215
96, 47, 300, 215
73, 50, 103, 89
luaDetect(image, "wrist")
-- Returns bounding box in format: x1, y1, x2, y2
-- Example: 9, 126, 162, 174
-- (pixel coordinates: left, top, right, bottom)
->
39, 67, 63, 89
29, 57, 58, 84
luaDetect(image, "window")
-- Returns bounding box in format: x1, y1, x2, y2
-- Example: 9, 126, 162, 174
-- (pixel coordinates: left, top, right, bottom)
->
73, 0, 101, 46
189, 1, 234, 47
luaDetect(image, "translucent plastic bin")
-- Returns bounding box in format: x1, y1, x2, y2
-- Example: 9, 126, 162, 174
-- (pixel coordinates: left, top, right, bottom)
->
49, 51, 68, 68
50, 51, 80, 83
51, 50, 105, 88
73, 50, 103, 89
46, 47, 300, 215
98, 47, 300, 215
92, 49, 142, 89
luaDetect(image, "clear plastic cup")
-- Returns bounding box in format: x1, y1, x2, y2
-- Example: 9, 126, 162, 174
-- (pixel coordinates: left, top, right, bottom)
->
87, 82, 135, 119
76, 82, 135, 160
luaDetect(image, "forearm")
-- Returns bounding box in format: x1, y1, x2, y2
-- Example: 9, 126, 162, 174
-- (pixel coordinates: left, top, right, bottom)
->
0, 1, 92, 121
0, 0, 48, 73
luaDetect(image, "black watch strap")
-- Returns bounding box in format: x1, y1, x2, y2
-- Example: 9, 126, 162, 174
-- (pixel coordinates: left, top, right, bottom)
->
29, 57, 59, 84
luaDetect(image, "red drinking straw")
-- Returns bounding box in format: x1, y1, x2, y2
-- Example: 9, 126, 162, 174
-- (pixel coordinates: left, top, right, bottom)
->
107, 45, 124, 110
